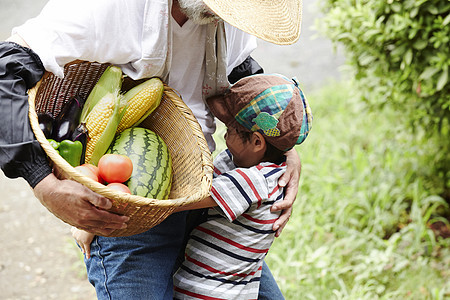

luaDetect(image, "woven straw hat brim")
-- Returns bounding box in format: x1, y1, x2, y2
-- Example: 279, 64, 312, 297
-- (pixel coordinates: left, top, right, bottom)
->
203, 0, 302, 45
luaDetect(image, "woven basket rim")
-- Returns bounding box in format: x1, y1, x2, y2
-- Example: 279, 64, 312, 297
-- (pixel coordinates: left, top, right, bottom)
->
27, 70, 213, 209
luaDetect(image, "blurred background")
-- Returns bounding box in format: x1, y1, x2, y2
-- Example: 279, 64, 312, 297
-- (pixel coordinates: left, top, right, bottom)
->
1, 0, 449, 299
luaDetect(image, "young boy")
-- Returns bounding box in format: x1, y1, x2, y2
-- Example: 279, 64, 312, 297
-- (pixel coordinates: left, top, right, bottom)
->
73, 73, 312, 299
172, 73, 312, 299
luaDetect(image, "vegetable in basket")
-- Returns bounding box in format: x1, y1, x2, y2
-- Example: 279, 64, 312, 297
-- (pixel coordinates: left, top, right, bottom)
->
79, 65, 123, 123
107, 182, 131, 194
58, 140, 83, 167
47, 138, 83, 167
80, 65, 165, 166
80, 65, 125, 166
84, 91, 126, 166
98, 154, 133, 184
52, 94, 86, 142
116, 77, 164, 133
38, 112, 54, 138
71, 122, 88, 165
108, 127, 172, 199
74, 164, 100, 182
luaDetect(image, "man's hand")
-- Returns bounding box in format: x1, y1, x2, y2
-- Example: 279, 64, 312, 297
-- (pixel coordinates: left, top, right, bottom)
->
271, 148, 301, 237
33, 173, 129, 236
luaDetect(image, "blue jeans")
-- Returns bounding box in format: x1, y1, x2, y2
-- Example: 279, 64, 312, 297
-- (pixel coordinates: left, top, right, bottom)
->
84, 211, 284, 299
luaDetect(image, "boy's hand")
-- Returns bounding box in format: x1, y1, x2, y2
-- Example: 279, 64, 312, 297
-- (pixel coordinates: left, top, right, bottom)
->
71, 227, 96, 259
271, 149, 301, 237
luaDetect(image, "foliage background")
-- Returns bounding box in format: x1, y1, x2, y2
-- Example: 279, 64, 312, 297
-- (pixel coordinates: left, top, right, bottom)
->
317, 0, 450, 194
214, 80, 449, 299
318, 0, 450, 128
215, 1, 450, 298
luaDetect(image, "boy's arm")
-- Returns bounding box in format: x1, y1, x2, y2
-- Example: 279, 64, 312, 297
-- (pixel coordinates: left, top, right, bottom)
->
173, 196, 217, 213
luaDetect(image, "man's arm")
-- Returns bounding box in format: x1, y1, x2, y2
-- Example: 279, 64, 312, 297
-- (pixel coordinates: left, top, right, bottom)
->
227, 55, 263, 84
0, 39, 52, 187
0, 35, 128, 235
6, 34, 28, 47
271, 148, 301, 237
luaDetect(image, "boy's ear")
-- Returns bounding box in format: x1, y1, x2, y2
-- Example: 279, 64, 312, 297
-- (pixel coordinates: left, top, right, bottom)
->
251, 132, 267, 153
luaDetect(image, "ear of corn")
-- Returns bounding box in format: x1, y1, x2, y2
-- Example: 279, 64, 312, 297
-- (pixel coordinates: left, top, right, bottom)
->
85, 92, 126, 165
116, 77, 164, 133
80, 65, 123, 123
80, 68, 164, 164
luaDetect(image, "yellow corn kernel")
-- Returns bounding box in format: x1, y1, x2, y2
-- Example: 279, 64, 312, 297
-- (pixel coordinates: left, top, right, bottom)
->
117, 78, 164, 133
80, 65, 123, 123
85, 93, 116, 163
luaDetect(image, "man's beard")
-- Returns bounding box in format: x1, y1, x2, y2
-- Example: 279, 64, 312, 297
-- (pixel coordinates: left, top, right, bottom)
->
177, 0, 221, 25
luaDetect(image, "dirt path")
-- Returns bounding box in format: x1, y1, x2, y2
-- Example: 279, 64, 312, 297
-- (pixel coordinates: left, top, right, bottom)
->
0, 174, 96, 300
0, 1, 95, 296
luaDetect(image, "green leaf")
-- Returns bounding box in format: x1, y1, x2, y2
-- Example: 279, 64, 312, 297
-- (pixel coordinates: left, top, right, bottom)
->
363, 29, 380, 40
427, 5, 439, 15
436, 68, 448, 91
391, 44, 407, 57
419, 67, 440, 80
413, 39, 428, 50
404, 49, 413, 65
408, 28, 419, 39
443, 14, 450, 27
359, 53, 376, 66
410, 7, 419, 18
391, 3, 402, 13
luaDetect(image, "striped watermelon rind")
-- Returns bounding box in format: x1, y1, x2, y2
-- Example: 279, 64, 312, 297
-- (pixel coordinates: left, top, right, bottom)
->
108, 127, 172, 199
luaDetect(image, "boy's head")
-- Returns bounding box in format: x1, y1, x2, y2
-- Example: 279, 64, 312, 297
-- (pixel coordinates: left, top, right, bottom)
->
207, 73, 312, 159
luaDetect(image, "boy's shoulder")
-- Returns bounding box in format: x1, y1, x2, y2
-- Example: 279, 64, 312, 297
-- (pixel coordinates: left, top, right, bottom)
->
213, 149, 235, 176
213, 149, 286, 175
253, 160, 287, 179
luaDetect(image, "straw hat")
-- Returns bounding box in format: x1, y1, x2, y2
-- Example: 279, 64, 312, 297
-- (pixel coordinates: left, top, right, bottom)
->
203, 0, 302, 45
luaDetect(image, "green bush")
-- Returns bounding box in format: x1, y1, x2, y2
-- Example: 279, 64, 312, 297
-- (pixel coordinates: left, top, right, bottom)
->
317, 0, 450, 192
318, 0, 449, 125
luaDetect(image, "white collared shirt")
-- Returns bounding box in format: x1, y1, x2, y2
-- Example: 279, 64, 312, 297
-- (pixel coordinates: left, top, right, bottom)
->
13, 0, 257, 150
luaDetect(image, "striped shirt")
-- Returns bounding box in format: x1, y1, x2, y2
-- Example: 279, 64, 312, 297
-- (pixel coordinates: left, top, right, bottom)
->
173, 149, 286, 300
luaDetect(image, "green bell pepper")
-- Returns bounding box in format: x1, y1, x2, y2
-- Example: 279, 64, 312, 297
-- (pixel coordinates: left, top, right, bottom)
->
47, 139, 60, 154
59, 140, 83, 167
47, 139, 60, 150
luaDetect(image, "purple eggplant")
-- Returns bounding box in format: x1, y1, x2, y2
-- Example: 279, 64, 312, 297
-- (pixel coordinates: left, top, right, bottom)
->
52, 95, 86, 142
37, 112, 54, 138
71, 122, 89, 164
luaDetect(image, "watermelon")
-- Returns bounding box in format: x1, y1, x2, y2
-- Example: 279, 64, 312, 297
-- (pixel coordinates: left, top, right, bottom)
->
108, 127, 172, 199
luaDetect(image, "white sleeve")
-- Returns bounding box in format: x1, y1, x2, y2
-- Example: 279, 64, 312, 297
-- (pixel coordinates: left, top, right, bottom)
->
224, 23, 258, 76
12, 0, 146, 78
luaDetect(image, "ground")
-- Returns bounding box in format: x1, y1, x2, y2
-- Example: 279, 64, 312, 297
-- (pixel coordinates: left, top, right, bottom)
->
0, 173, 97, 300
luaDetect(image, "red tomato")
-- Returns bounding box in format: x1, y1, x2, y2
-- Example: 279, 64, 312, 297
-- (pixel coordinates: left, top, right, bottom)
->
74, 165, 100, 182
107, 182, 131, 194
81, 163, 104, 183
98, 154, 133, 183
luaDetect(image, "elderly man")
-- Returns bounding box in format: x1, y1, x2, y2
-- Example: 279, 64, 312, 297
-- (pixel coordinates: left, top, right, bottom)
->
0, 0, 302, 298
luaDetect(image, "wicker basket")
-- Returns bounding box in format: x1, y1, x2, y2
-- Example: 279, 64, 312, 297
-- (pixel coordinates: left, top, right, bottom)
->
27, 61, 213, 237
